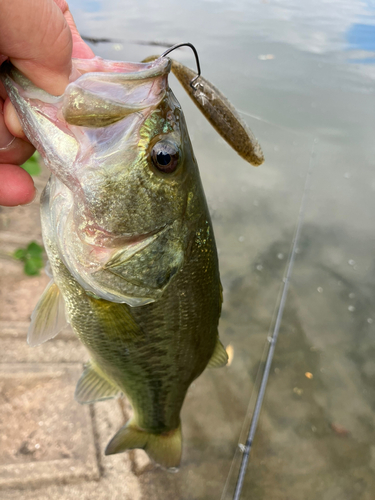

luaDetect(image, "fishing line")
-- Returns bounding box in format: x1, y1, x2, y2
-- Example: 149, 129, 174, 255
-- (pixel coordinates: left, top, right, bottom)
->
160, 42, 202, 89
225, 138, 317, 500
238, 109, 311, 138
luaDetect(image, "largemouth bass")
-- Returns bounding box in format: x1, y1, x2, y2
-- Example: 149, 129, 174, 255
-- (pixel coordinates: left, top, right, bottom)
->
0, 52, 262, 468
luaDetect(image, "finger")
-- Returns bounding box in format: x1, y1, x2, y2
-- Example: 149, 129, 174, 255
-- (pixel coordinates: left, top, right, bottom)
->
62, 9, 95, 59
0, 98, 34, 164
14, 1, 94, 93
0, 1, 94, 156
0, 0, 93, 98
1, 98, 35, 164
0, 136, 35, 166
0, 97, 16, 147
3, 98, 27, 141
0, 1, 94, 96
0, 80, 7, 101
0, 0, 73, 95
0, 164, 36, 206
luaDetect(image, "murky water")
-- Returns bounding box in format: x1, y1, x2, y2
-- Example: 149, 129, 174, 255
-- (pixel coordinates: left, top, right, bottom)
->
69, 1, 375, 498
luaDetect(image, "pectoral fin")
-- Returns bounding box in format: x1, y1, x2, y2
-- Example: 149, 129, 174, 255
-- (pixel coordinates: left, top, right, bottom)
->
75, 362, 121, 404
27, 279, 68, 347
207, 337, 229, 368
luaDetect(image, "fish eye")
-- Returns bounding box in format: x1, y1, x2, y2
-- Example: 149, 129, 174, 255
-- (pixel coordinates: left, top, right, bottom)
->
151, 141, 180, 173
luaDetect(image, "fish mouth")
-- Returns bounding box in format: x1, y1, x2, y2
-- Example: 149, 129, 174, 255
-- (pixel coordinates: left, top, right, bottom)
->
72, 55, 171, 80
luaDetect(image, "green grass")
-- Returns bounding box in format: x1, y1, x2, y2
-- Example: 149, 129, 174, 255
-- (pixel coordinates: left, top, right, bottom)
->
21, 152, 42, 176
13, 241, 44, 276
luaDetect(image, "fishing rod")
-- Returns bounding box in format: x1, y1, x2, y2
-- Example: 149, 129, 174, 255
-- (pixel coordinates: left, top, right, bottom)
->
222, 138, 317, 500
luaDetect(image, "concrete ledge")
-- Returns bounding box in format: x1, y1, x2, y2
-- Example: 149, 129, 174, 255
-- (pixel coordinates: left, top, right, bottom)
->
0, 363, 99, 490
0, 322, 86, 364
0, 458, 99, 491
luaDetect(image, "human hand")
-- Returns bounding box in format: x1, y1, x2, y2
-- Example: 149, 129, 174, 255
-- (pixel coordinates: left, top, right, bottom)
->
0, 0, 94, 206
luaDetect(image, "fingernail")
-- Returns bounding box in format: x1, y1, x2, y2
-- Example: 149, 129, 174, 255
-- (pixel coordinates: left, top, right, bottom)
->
4, 100, 26, 140
24, 186, 39, 206
0, 135, 16, 150
0, 100, 16, 148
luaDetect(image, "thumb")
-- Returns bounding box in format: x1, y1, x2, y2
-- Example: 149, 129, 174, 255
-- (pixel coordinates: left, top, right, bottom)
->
0, 0, 93, 96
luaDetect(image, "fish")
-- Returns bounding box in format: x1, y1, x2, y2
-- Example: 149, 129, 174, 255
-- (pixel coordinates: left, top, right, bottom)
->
0, 51, 262, 469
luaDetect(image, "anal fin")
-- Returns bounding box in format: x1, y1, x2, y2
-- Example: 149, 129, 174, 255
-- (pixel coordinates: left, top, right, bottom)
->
27, 279, 68, 346
75, 362, 121, 404
207, 337, 229, 368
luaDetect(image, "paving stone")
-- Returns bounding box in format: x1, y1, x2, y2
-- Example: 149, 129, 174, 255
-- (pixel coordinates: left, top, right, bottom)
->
0, 321, 86, 364
0, 363, 99, 490
1, 398, 142, 500
0, 253, 87, 363
0, 258, 48, 324
0, 164, 48, 240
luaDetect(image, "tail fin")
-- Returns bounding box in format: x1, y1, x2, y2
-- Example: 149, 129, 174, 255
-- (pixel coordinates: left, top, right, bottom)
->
104, 418, 182, 469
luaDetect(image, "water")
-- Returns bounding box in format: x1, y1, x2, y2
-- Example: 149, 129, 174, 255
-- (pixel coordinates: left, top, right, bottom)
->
60, 1, 375, 498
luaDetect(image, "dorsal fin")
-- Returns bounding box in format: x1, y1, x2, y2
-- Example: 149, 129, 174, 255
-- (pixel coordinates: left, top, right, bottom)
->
27, 279, 68, 346
207, 337, 229, 368
75, 362, 121, 404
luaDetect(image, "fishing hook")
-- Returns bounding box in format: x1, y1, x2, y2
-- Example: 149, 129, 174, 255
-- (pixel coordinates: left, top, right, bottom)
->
160, 42, 201, 89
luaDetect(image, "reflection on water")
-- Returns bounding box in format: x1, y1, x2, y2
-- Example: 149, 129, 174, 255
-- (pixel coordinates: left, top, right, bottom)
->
43, 1, 375, 498
222, 218, 375, 499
